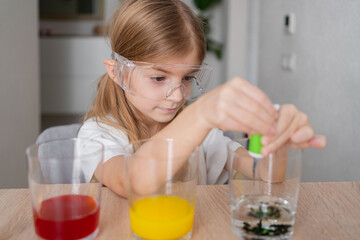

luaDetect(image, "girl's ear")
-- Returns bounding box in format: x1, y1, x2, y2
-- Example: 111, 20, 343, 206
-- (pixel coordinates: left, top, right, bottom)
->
103, 59, 119, 85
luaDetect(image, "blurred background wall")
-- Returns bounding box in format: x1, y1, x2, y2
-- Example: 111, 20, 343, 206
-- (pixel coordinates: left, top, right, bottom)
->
0, 0, 40, 188
253, 0, 360, 182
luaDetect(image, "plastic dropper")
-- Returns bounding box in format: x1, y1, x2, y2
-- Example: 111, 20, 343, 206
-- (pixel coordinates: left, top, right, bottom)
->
249, 134, 264, 159
249, 134, 263, 178
249, 104, 280, 177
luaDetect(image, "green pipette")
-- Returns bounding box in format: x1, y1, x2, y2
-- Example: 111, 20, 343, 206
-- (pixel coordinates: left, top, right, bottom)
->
249, 104, 280, 177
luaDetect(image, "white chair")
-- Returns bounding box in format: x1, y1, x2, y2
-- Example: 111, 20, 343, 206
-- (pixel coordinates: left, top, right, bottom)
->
36, 123, 81, 144
35, 124, 82, 183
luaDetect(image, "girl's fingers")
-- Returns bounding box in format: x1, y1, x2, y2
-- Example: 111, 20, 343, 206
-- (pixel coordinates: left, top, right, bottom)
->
260, 104, 327, 153
261, 105, 308, 155
231, 78, 277, 117
309, 135, 327, 149
287, 135, 327, 149
208, 81, 276, 134
214, 98, 274, 134
217, 115, 254, 133
287, 142, 310, 149
261, 104, 298, 145
275, 105, 299, 135
261, 118, 298, 155
290, 125, 314, 144
235, 88, 276, 126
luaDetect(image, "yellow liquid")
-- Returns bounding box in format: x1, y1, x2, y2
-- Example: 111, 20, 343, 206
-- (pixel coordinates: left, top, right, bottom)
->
129, 196, 194, 240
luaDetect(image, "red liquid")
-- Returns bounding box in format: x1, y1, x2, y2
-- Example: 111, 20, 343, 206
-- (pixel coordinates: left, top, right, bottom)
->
33, 194, 99, 240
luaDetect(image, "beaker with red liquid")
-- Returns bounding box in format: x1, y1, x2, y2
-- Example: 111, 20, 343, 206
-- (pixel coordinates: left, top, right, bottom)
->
26, 138, 104, 240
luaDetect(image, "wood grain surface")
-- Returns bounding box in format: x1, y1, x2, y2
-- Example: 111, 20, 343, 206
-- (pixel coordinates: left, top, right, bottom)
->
0, 182, 359, 240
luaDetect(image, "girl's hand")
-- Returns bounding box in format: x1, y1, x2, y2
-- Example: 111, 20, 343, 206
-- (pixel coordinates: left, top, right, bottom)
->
196, 77, 327, 155
197, 77, 278, 135
260, 104, 327, 156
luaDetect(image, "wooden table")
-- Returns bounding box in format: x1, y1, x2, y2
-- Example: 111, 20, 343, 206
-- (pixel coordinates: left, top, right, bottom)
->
0, 182, 359, 239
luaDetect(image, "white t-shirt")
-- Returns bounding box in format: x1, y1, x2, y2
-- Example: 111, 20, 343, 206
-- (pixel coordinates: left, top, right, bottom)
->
77, 118, 241, 184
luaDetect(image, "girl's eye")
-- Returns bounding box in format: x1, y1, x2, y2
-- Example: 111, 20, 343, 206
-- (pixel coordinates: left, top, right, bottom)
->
183, 76, 196, 82
150, 76, 166, 82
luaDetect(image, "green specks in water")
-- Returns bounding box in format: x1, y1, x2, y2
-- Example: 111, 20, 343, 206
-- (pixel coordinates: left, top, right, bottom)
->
244, 203, 291, 237
243, 220, 291, 236
248, 203, 281, 220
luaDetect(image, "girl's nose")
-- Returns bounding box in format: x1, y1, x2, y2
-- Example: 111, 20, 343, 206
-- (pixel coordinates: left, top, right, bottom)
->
166, 84, 185, 101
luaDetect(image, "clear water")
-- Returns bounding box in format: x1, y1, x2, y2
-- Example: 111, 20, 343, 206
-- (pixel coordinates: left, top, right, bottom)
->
231, 195, 295, 240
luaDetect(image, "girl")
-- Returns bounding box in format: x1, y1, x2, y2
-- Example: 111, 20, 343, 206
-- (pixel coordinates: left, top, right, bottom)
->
78, 0, 326, 197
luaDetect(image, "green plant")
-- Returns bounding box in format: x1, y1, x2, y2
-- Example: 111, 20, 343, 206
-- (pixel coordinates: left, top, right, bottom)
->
193, 0, 223, 59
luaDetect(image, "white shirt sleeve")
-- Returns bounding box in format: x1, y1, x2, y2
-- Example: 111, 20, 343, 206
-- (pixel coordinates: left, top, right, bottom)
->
77, 118, 130, 182
200, 129, 242, 185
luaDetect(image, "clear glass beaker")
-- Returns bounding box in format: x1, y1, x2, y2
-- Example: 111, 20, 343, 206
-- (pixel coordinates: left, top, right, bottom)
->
124, 138, 200, 240
228, 138, 302, 240
26, 138, 104, 240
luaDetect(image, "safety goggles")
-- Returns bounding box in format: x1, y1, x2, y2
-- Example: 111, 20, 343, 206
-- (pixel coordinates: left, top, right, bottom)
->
112, 52, 212, 101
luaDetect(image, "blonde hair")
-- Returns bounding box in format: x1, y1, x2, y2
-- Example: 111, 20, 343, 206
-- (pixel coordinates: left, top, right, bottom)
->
84, 0, 206, 146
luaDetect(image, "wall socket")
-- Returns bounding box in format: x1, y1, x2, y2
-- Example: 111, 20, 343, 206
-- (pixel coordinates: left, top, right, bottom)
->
282, 54, 296, 71
284, 13, 296, 35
